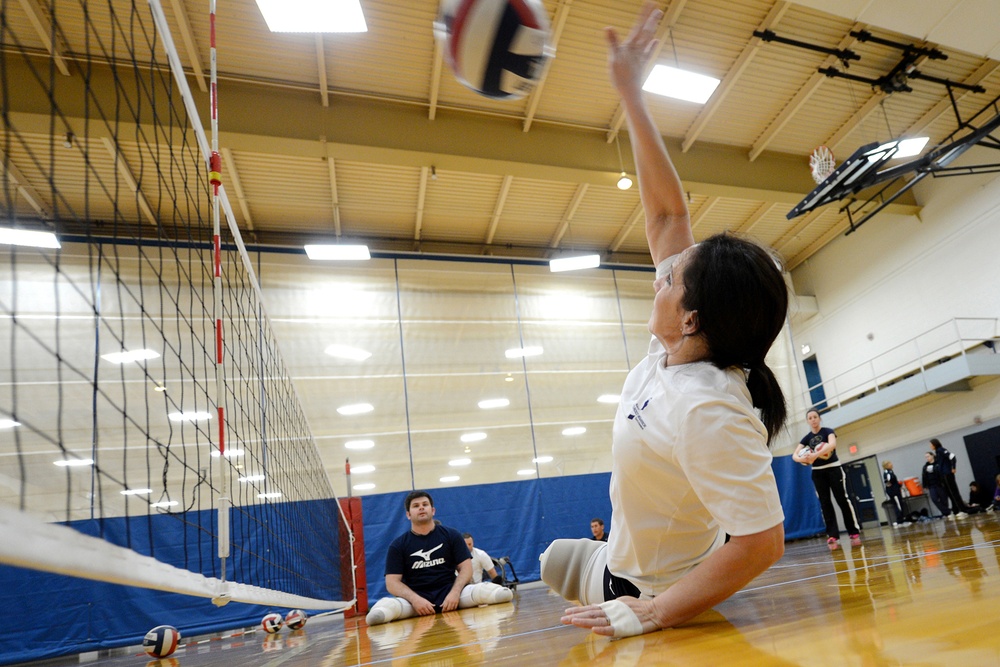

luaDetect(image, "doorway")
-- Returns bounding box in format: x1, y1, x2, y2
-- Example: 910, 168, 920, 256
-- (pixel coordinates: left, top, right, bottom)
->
844, 456, 881, 528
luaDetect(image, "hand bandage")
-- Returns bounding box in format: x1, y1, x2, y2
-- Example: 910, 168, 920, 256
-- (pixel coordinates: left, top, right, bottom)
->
599, 600, 644, 638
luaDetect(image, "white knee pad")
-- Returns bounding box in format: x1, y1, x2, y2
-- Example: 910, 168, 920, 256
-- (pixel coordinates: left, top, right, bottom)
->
539, 538, 607, 605
460, 582, 514, 607
365, 596, 412, 625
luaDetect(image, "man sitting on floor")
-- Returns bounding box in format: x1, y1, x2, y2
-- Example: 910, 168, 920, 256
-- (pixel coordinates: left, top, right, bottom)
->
366, 490, 513, 625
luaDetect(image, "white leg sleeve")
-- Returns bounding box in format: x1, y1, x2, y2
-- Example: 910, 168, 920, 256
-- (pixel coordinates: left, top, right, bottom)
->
365, 596, 414, 625
539, 538, 607, 605
459, 581, 514, 608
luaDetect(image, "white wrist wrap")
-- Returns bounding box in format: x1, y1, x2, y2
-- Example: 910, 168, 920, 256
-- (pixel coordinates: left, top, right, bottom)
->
599, 600, 644, 638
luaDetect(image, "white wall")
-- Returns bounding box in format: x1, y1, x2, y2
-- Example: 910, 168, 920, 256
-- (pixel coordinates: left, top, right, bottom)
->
787, 146, 1000, 472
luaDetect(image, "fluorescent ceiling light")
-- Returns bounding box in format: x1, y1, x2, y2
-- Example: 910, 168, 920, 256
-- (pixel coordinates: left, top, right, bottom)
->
562, 427, 587, 436
505, 346, 543, 359
258, 492, 283, 499
477, 398, 510, 409
351, 464, 376, 474
239, 474, 266, 483
549, 254, 600, 273
151, 500, 179, 508
449, 458, 471, 467
460, 432, 487, 443
597, 394, 620, 404
304, 244, 371, 260
643, 64, 720, 104
517, 469, 535, 476
0, 419, 21, 429
440, 475, 460, 483
868, 137, 930, 162
211, 448, 244, 458
121, 488, 152, 496
353, 483, 376, 491
337, 403, 374, 415
54, 458, 94, 467
168, 411, 212, 422
256, 0, 367, 33
345, 439, 375, 450
0, 226, 60, 249
533, 456, 553, 464
324, 344, 372, 361
101, 349, 160, 364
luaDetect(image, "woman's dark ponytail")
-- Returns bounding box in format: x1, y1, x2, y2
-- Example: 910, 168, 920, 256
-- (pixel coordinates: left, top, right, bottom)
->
746, 359, 786, 447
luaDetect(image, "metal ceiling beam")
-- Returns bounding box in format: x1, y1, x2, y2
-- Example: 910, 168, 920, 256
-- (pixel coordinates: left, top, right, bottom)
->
168, 0, 208, 93
0, 147, 51, 219
219, 147, 255, 234
428, 39, 444, 121
483, 175, 513, 246
734, 201, 777, 235
908, 60, 1000, 136
690, 196, 721, 232
316, 35, 330, 108
522, 0, 574, 133
609, 203, 645, 253
682, 2, 790, 153
548, 183, 588, 248
414, 166, 429, 242
606, 0, 689, 142
750, 24, 865, 162
16, 0, 70, 76
101, 138, 157, 226
321, 137, 342, 237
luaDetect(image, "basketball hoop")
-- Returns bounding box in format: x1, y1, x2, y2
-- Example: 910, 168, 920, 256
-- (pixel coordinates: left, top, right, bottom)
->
809, 146, 836, 184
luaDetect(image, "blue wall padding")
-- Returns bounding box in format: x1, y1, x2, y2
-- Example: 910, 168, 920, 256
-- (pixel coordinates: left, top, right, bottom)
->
361, 474, 613, 601
772, 455, 826, 539
0, 498, 344, 665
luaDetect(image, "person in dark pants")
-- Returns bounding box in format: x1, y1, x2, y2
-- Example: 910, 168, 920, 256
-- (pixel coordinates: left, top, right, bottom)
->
795, 409, 861, 549
929, 439, 969, 519
881, 460, 909, 527
921, 451, 952, 519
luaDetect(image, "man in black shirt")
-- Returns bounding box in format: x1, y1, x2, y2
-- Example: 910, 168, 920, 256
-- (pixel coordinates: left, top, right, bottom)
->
366, 490, 513, 625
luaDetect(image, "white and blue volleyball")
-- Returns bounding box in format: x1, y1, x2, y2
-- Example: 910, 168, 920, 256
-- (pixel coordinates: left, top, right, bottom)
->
284, 609, 308, 630
261, 612, 284, 634
142, 624, 180, 658
435, 0, 554, 99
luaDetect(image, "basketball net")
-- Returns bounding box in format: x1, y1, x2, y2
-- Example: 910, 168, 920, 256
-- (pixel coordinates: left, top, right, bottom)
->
809, 146, 836, 184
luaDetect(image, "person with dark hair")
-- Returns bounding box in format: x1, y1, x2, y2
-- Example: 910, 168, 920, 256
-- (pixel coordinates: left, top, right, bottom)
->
882, 460, 909, 527
967, 482, 990, 511
590, 518, 608, 542
795, 409, 861, 548
540, 4, 787, 638
462, 533, 499, 584
929, 439, 969, 518
922, 451, 952, 518
365, 491, 512, 625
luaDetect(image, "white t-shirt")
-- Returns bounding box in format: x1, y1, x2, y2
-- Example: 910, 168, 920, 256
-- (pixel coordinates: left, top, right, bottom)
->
607, 256, 785, 597
469, 546, 495, 584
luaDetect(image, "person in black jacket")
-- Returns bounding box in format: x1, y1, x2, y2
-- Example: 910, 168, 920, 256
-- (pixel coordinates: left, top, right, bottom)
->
881, 460, 908, 526
929, 439, 969, 518
921, 451, 952, 519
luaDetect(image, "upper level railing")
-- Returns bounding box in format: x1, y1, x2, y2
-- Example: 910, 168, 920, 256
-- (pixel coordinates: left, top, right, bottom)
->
806, 317, 999, 412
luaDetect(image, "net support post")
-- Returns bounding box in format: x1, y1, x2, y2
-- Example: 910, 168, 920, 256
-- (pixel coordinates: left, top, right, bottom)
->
339, 497, 367, 617
217, 496, 231, 561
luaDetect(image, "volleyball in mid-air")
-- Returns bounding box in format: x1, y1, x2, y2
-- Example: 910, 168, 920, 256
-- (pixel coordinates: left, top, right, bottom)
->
284, 609, 308, 630
142, 625, 180, 658
261, 613, 284, 633
435, 0, 554, 100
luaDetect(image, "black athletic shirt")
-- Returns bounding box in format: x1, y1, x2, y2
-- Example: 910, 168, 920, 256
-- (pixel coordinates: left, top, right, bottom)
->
385, 524, 471, 608
799, 426, 840, 467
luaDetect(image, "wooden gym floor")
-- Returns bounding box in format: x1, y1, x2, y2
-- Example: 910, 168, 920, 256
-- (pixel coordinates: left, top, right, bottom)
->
22, 513, 1000, 666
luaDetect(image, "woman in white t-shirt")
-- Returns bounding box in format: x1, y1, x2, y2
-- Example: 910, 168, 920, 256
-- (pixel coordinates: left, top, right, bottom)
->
540, 3, 788, 638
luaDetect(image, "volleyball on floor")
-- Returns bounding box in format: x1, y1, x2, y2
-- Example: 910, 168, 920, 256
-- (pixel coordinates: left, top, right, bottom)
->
284, 609, 307, 630
435, 0, 553, 99
142, 625, 180, 658
261, 613, 283, 633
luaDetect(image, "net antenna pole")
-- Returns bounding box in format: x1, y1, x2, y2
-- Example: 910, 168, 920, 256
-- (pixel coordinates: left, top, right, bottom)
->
208, 0, 232, 602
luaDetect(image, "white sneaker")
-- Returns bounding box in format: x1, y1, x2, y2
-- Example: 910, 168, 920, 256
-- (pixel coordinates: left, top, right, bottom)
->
956, 511, 969, 519
947, 514, 956, 521
902, 521, 912, 526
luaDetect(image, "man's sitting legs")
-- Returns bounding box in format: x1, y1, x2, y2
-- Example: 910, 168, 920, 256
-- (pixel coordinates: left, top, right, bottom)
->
366, 582, 514, 626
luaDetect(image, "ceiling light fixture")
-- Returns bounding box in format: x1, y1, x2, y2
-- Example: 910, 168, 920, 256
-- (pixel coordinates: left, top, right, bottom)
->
440, 475, 460, 483
168, 411, 212, 422
449, 458, 471, 467
0, 419, 21, 429
0, 226, 61, 249
505, 346, 543, 359
304, 244, 371, 261
353, 483, 376, 491
101, 349, 160, 364
324, 343, 372, 361
344, 439, 375, 450
517, 469, 535, 476
255, 0, 367, 33
211, 448, 244, 458
477, 398, 510, 409
562, 426, 587, 436
337, 402, 374, 415
643, 64, 720, 104
461, 432, 487, 443
533, 455, 553, 464
150, 500, 179, 508
121, 488, 152, 496
615, 135, 633, 190
549, 254, 600, 273
351, 464, 376, 474
54, 458, 94, 467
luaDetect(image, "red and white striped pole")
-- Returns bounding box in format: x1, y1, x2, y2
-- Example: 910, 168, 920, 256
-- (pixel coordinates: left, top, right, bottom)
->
209, 0, 231, 582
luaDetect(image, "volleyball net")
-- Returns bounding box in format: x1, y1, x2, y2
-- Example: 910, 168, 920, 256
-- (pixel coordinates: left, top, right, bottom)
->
0, 0, 355, 614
